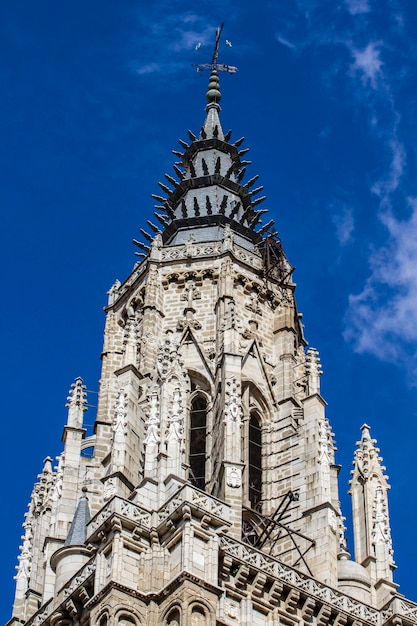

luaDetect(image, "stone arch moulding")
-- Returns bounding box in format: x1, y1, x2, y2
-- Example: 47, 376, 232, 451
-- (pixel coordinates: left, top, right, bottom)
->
115, 608, 141, 625
189, 601, 211, 625
241, 381, 272, 427
163, 604, 182, 625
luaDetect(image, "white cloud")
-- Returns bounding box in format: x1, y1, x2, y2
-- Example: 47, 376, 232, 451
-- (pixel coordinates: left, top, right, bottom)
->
345, 0, 371, 15
276, 34, 296, 50
332, 205, 355, 245
350, 42, 383, 88
345, 198, 417, 367
371, 138, 405, 201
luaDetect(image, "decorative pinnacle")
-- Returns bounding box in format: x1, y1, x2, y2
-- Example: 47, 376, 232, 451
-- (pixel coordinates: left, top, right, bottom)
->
206, 69, 221, 104
193, 23, 237, 106
65, 376, 87, 428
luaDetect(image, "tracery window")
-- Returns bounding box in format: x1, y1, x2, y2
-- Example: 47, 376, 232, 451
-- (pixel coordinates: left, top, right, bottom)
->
248, 411, 262, 509
189, 395, 207, 490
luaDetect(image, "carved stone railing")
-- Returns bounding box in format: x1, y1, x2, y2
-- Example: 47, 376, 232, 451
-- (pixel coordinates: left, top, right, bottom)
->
220, 535, 380, 625
88, 487, 229, 541
381, 597, 417, 625
25, 600, 52, 626
87, 496, 152, 537
61, 561, 96, 599
24, 560, 96, 626
157, 484, 230, 524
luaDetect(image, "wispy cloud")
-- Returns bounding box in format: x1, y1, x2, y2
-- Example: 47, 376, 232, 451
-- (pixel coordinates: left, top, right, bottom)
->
345, 0, 371, 15
276, 35, 296, 50
127, 11, 219, 79
350, 42, 383, 88
332, 204, 355, 245
270, 0, 417, 372
371, 137, 406, 201
345, 198, 417, 371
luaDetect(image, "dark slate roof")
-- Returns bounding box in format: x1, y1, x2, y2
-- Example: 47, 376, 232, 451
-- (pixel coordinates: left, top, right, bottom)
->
64, 496, 91, 546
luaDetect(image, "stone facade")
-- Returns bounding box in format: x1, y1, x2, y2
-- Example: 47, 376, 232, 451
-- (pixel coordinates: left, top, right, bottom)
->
6, 69, 417, 626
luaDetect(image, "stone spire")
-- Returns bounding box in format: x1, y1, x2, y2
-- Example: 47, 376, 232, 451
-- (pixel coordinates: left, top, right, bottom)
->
349, 424, 395, 592
133, 50, 273, 257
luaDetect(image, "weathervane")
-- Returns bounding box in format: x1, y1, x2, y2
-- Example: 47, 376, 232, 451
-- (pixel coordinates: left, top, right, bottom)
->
193, 23, 238, 74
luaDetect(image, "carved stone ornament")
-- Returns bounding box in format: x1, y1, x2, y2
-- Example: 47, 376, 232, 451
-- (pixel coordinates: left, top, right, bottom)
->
372, 484, 394, 557
144, 391, 160, 445
226, 466, 242, 488
225, 602, 239, 619
113, 389, 128, 444
167, 386, 184, 444
103, 477, 116, 502
224, 377, 241, 424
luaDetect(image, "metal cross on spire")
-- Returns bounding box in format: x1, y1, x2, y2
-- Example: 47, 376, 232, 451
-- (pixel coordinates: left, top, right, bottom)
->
193, 23, 238, 74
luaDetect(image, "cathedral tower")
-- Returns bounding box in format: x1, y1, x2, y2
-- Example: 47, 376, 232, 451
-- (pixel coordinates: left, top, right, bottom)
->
7, 27, 417, 626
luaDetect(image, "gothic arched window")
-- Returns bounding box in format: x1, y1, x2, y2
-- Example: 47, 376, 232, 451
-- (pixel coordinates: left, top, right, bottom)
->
189, 395, 207, 490
249, 412, 262, 508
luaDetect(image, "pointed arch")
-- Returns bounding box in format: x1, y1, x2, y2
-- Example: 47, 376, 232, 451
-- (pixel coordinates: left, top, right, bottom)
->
241, 383, 271, 512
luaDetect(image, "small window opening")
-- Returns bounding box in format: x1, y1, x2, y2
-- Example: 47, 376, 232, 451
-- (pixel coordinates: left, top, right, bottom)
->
249, 412, 262, 509
189, 396, 207, 490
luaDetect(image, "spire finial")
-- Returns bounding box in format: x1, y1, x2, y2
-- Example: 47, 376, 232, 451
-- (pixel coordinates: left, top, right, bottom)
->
193, 23, 238, 106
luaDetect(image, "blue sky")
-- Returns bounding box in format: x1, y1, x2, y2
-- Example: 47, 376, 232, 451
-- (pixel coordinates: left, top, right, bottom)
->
1, 0, 417, 619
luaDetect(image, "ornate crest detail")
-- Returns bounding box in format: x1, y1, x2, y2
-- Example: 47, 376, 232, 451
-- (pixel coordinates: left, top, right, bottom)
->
226, 466, 242, 488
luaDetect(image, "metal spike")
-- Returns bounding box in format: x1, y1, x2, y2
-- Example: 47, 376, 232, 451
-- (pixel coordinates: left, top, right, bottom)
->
257, 219, 275, 236
134, 252, 147, 258
164, 173, 177, 186
252, 195, 267, 206
224, 129, 232, 141
238, 148, 250, 157
188, 129, 197, 141
172, 150, 183, 158
158, 181, 172, 195
250, 209, 269, 228
147, 220, 162, 235
152, 194, 166, 203
253, 209, 268, 219
173, 164, 184, 179
154, 212, 170, 226
237, 167, 246, 183
165, 205, 176, 220
249, 213, 262, 227
179, 139, 189, 150
140, 228, 153, 243
233, 137, 245, 147
249, 186, 264, 196
240, 160, 252, 167
133, 239, 150, 251
244, 175, 259, 189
